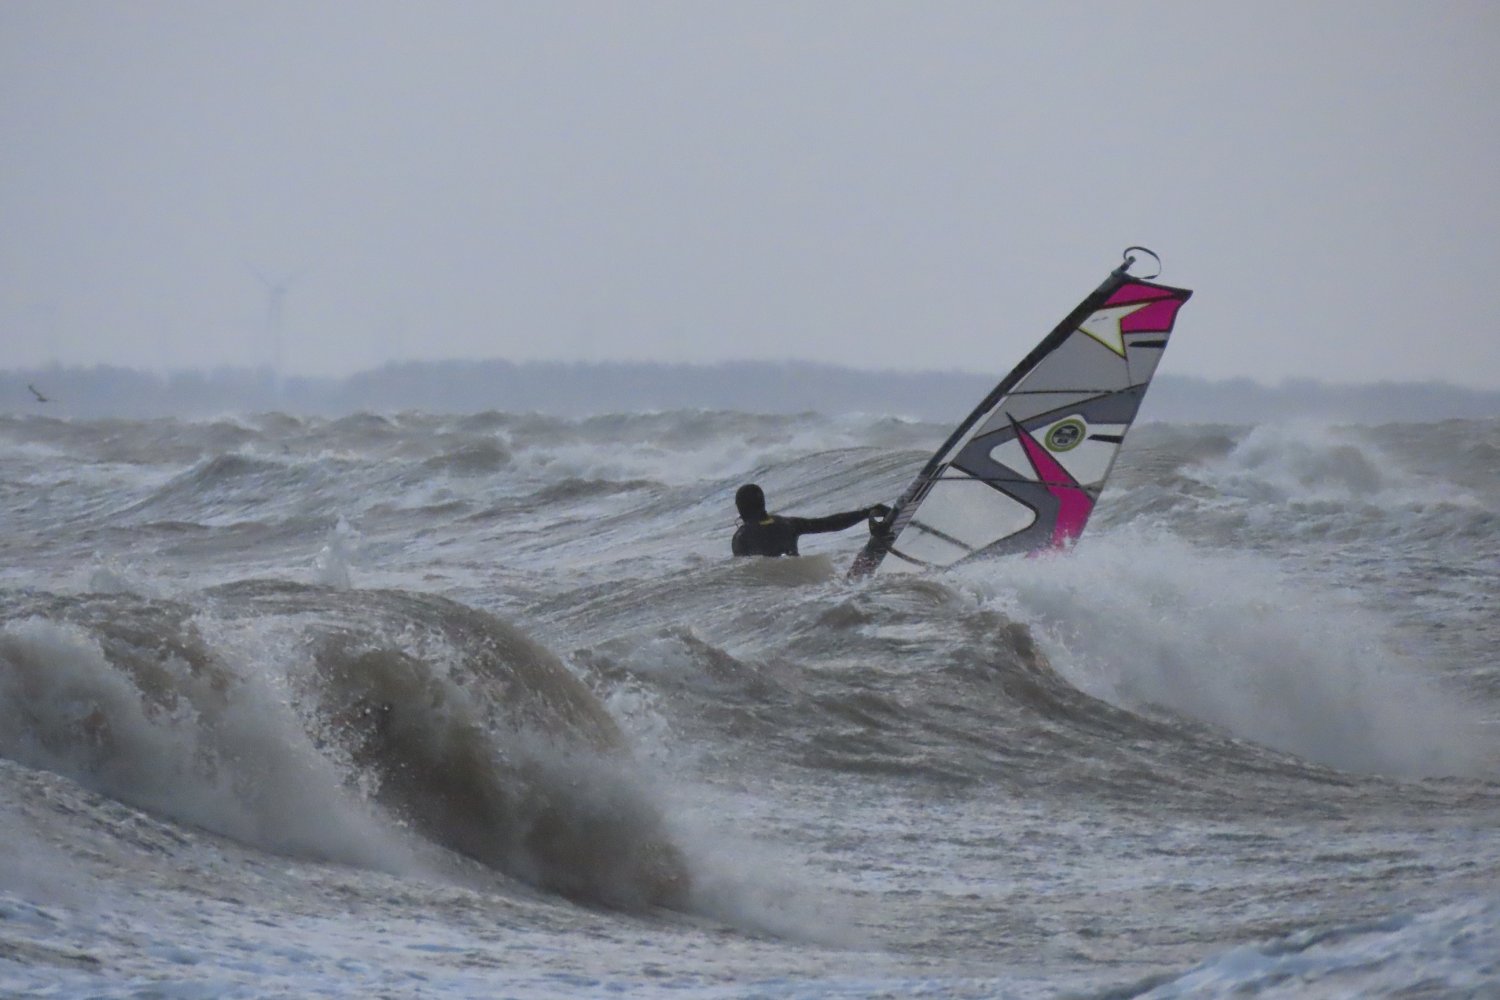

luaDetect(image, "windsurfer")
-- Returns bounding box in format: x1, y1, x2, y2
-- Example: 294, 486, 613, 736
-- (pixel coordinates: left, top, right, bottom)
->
731, 483, 890, 557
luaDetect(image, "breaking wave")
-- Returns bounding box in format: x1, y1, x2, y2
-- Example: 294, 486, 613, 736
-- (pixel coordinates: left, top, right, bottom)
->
0, 584, 687, 909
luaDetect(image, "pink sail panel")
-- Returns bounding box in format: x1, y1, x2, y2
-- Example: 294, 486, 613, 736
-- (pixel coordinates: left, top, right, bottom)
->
1105, 283, 1187, 334
1014, 422, 1094, 548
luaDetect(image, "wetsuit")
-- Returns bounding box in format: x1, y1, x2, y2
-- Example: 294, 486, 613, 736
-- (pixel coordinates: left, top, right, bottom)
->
732, 509, 874, 557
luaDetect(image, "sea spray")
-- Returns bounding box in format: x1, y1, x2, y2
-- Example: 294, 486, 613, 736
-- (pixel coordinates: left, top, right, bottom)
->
972, 530, 1496, 777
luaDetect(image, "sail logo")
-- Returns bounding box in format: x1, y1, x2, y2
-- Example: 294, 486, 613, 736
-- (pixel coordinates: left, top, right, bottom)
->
1045, 419, 1086, 452
1077, 302, 1150, 357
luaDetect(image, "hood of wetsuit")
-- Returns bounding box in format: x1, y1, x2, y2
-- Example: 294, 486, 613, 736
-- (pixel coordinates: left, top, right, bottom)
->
735, 483, 766, 521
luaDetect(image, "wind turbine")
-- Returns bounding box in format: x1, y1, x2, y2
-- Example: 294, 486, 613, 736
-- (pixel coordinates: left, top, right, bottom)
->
246, 262, 300, 390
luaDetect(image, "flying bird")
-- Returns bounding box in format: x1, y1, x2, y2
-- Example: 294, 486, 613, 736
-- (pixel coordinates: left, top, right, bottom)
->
27, 383, 49, 403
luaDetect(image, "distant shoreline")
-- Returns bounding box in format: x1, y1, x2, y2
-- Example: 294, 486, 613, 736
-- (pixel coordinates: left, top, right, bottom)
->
4, 360, 1498, 423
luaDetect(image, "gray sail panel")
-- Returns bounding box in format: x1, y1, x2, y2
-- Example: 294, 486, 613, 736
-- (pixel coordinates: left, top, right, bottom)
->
974, 389, 1106, 427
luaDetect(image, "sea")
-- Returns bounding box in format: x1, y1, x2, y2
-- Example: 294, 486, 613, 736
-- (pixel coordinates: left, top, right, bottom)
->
1, 408, 1496, 998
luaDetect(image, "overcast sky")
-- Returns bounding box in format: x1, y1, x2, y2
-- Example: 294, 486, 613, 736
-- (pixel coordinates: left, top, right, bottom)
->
3, 1, 1497, 387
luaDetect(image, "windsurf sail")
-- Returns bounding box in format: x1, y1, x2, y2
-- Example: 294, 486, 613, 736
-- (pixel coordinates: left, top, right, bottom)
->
849, 247, 1192, 578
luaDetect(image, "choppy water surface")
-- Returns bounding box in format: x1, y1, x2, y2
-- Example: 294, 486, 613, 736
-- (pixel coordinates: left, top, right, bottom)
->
2, 410, 1497, 998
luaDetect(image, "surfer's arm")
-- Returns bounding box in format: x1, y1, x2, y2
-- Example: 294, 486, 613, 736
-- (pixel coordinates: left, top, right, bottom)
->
787, 506, 888, 536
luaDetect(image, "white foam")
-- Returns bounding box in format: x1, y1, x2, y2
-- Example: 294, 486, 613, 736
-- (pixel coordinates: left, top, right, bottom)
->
313, 515, 361, 588
1193, 421, 1481, 510
0, 617, 426, 875
0, 796, 94, 909
664, 784, 868, 948
1137, 895, 1500, 998
962, 530, 1497, 777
